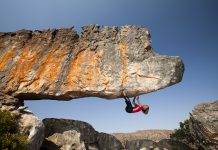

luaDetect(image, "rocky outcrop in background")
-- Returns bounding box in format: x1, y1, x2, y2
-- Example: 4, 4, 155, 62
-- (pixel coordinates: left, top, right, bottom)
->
41, 118, 123, 150
0, 25, 184, 100
38, 100, 218, 150
40, 118, 191, 150
40, 118, 193, 150
190, 100, 218, 150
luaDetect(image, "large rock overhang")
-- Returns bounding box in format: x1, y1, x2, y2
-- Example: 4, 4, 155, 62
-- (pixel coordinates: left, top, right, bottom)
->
0, 25, 184, 100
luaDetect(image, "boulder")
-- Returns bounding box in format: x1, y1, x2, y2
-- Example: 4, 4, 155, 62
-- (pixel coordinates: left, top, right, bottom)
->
42, 118, 97, 147
96, 132, 123, 150
158, 139, 192, 150
41, 118, 124, 150
189, 100, 218, 150
125, 139, 158, 150
41, 130, 86, 150
0, 25, 184, 100
0, 93, 44, 150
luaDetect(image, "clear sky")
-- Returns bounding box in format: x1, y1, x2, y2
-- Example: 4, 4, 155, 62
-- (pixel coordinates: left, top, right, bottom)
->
0, 0, 218, 133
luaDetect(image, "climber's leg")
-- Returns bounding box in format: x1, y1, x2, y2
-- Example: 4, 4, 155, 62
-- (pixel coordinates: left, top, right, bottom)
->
125, 99, 133, 113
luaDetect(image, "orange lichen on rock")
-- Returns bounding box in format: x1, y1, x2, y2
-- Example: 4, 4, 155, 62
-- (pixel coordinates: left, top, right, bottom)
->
83, 50, 101, 88
66, 50, 85, 90
0, 50, 16, 72
119, 42, 129, 88
48, 49, 66, 82
5, 43, 43, 93
29, 47, 66, 93
66, 49, 101, 91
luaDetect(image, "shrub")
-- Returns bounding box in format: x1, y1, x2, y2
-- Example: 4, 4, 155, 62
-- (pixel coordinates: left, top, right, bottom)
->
170, 119, 191, 141
0, 110, 28, 150
170, 119, 203, 150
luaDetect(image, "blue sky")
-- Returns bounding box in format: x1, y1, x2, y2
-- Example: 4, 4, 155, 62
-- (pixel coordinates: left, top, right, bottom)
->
0, 0, 218, 133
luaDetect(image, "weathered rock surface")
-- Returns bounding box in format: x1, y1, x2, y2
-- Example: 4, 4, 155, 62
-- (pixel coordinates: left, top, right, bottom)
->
41, 118, 123, 150
0, 25, 184, 100
0, 93, 44, 150
125, 139, 158, 150
97, 132, 124, 150
190, 100, 218, 150
158, 139, 192, 150
41, 130, 86, 150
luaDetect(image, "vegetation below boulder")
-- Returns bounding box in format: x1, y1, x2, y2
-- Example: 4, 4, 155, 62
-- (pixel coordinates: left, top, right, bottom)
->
0, 110, 28, 150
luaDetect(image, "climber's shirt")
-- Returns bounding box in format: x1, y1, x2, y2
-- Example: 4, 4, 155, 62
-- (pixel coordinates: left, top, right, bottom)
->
132, 105, 143, 113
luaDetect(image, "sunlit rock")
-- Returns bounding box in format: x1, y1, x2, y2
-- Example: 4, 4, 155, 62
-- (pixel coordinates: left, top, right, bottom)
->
0, 25, 184, 100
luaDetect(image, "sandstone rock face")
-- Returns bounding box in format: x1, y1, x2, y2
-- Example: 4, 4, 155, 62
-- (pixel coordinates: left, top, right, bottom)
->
0, 25, 184, 100
190, 100, 218, 150
41, 118, 123, 150
0, 93, 44, 150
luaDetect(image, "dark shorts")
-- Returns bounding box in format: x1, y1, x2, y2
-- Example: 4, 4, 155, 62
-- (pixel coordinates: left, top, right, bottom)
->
125, 100, 133, 113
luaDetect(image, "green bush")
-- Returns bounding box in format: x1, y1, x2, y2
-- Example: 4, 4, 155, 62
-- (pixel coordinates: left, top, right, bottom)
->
0, 110, 28, 150
170, 119, 203, 150
170, 119, 190, 141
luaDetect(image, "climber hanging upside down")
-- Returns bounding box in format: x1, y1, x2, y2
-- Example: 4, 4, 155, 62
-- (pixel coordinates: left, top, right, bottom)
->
122, 91, 149, 115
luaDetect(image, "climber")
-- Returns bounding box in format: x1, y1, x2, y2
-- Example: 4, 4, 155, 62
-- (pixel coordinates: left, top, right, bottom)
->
122, 91, 149, 114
